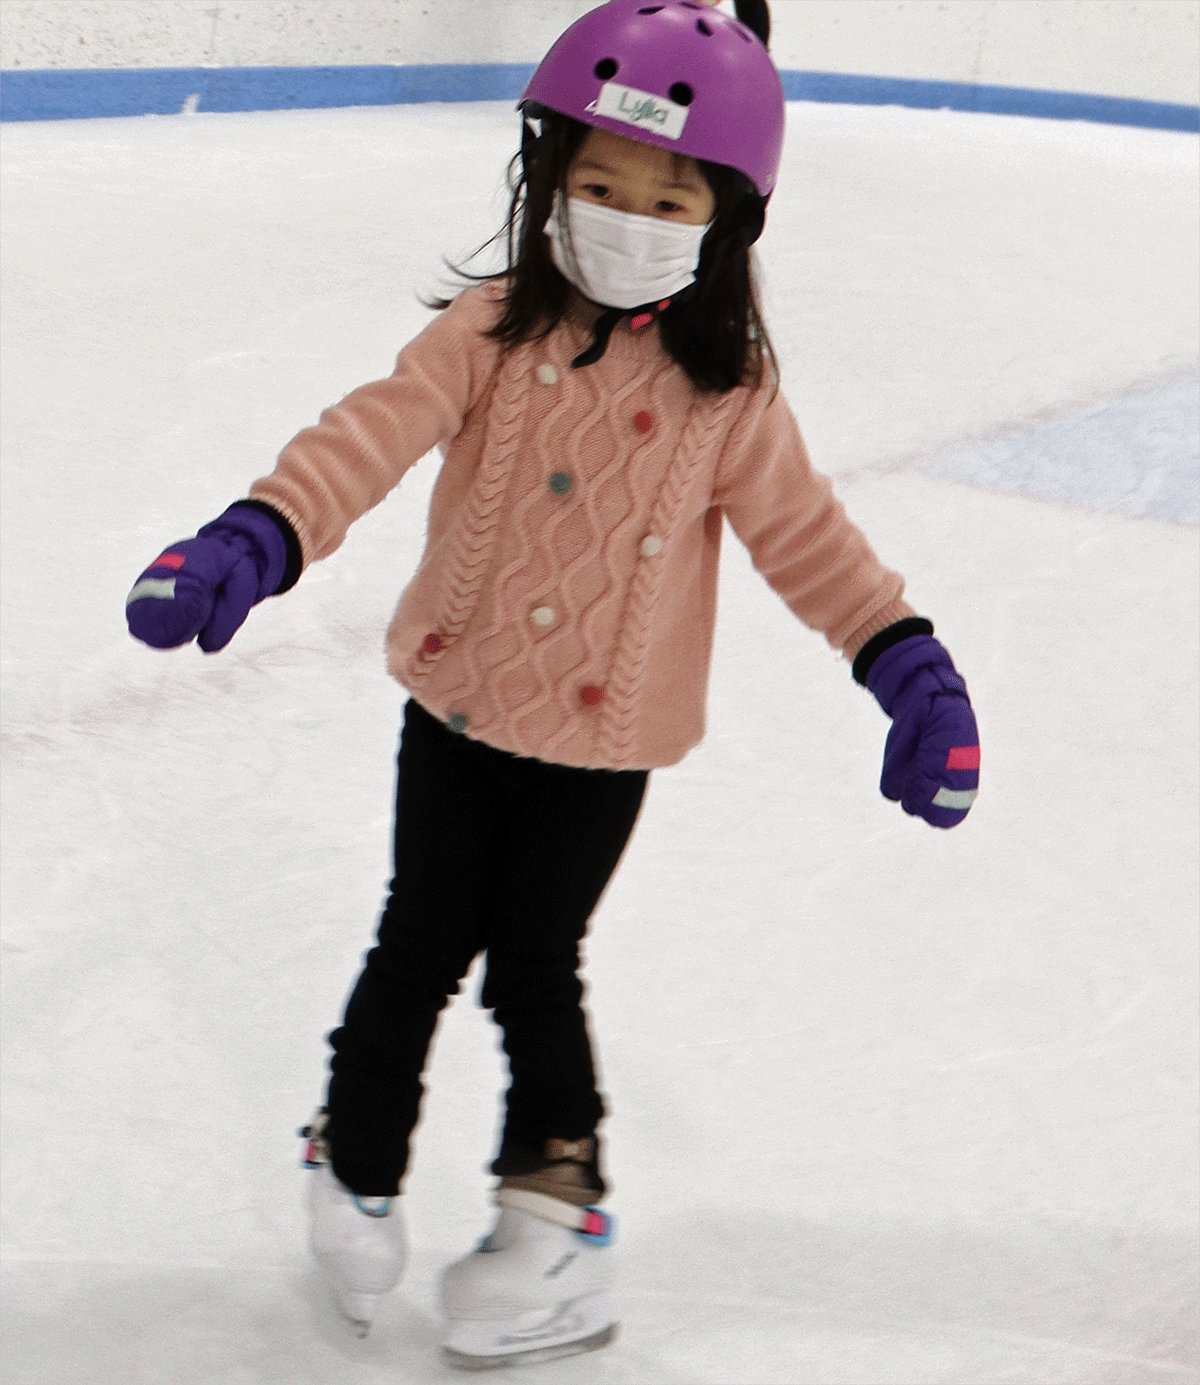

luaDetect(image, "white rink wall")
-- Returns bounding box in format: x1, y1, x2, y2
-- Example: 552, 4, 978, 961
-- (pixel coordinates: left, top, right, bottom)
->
2, 0, 1198, 106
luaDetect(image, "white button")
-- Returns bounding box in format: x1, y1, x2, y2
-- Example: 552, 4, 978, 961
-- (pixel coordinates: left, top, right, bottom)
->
639, 535, 663, 558
536, 364, 558, 385
530, 606, 556, 628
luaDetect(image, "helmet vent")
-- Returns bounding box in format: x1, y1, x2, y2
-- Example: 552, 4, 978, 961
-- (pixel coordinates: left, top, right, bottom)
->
636, 5, 664, 12
696, 18, 713, 34
594, 58, 619, 79
668, 82, 695, 106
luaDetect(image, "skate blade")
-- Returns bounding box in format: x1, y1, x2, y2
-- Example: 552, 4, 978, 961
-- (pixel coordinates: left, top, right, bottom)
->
443, 1321, 617, 1371
333, 1289, 383, 1338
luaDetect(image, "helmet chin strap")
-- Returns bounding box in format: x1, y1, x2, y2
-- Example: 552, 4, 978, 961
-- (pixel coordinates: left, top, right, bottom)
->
570, 284, 696, 368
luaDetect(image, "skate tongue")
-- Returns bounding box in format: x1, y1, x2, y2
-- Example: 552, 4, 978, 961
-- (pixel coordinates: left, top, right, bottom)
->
496, 1188, 615, 1246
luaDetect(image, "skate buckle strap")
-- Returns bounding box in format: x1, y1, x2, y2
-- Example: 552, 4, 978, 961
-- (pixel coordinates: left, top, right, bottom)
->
298, 1108, 330, 1169
578, 1206, 615, 1246
496, 1187, 615, 1246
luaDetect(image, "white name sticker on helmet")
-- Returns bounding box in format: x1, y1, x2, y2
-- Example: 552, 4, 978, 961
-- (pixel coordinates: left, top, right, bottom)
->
589, 82, 689, 140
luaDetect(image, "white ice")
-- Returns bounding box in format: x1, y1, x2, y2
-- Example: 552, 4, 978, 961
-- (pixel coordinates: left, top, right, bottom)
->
1, 98, 1197, 1385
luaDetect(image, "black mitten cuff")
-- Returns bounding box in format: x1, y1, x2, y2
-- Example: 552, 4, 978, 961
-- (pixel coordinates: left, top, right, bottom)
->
228, 499, 304, 594
851, 616, 935, 686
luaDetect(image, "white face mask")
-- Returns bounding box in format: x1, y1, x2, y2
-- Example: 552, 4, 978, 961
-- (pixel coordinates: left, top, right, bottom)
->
544, 192, 712, 311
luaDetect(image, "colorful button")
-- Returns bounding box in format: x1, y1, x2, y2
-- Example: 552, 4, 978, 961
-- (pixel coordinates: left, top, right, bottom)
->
530, 606, 556, 628
447, 713, 469, 734
548, 472, 573, 496
536, 364, 558, 385
633, 410, 654, 434
421, 633, 444, 655
580, 685, 605, 707
639, 535, 663, 558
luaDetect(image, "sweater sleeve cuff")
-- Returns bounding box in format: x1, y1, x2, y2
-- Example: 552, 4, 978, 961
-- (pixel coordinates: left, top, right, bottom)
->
229, 499, 304, 594
851, 616, 935, 686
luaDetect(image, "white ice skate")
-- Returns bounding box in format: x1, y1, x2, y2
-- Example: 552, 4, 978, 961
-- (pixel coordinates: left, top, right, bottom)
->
439, 1188, 617, 1370
301, 1113, 408, 1337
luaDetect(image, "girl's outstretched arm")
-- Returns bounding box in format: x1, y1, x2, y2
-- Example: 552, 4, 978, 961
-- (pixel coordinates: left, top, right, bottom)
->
714, 387, 979, 828
250, 287, 503, 571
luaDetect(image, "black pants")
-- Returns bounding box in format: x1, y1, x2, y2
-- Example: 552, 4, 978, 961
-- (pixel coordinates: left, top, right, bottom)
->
325, 699, 648, 1197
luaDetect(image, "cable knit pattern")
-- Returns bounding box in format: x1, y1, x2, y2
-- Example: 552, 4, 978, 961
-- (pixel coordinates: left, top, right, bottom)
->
490, 348, 641, 760
405, 345, 532, 700
598, 384, 741, 766
250, 285, 915, 770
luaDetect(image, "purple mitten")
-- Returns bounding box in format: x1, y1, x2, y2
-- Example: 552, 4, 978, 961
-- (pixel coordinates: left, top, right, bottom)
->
126, 502, 294, 653
865, 634, 979, 829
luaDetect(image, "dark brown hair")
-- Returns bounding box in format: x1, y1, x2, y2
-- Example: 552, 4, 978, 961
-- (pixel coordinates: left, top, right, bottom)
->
433, 111, 778, 394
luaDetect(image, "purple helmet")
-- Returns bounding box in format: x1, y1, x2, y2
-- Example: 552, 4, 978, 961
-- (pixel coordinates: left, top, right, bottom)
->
520, 0, 785, 198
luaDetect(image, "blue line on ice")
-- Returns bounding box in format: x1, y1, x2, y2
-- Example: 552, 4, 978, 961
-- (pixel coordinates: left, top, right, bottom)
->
914, 374, 1200, 523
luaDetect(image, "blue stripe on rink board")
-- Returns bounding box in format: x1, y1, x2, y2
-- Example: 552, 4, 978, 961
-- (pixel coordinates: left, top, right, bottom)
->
1, 63, 1197, 132
780, 71, 1200, 133
0, 64, 538, 121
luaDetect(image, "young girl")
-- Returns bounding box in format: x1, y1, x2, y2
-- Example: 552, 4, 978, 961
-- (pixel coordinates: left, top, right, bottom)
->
126, 0, 980, 1369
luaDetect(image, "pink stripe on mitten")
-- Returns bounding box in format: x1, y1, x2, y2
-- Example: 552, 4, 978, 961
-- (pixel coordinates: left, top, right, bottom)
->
945, 745, 980, 771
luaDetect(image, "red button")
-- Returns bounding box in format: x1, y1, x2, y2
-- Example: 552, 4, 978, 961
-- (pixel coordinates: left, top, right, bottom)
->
633, 410, 654, 434
421, 633, 444, 655
580, 685, 605, 707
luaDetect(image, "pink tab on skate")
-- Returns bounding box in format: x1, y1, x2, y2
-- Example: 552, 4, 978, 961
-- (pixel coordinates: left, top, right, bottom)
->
945, 745, 980, 771
152, 552, 186, 571
576, 1207, 615, 1245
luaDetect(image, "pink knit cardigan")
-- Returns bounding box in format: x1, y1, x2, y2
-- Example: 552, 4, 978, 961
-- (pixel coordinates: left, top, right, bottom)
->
250, 284, 914, 769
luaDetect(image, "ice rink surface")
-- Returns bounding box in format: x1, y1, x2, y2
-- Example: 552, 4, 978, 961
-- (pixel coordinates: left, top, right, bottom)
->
1, 97, 1198, 1385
